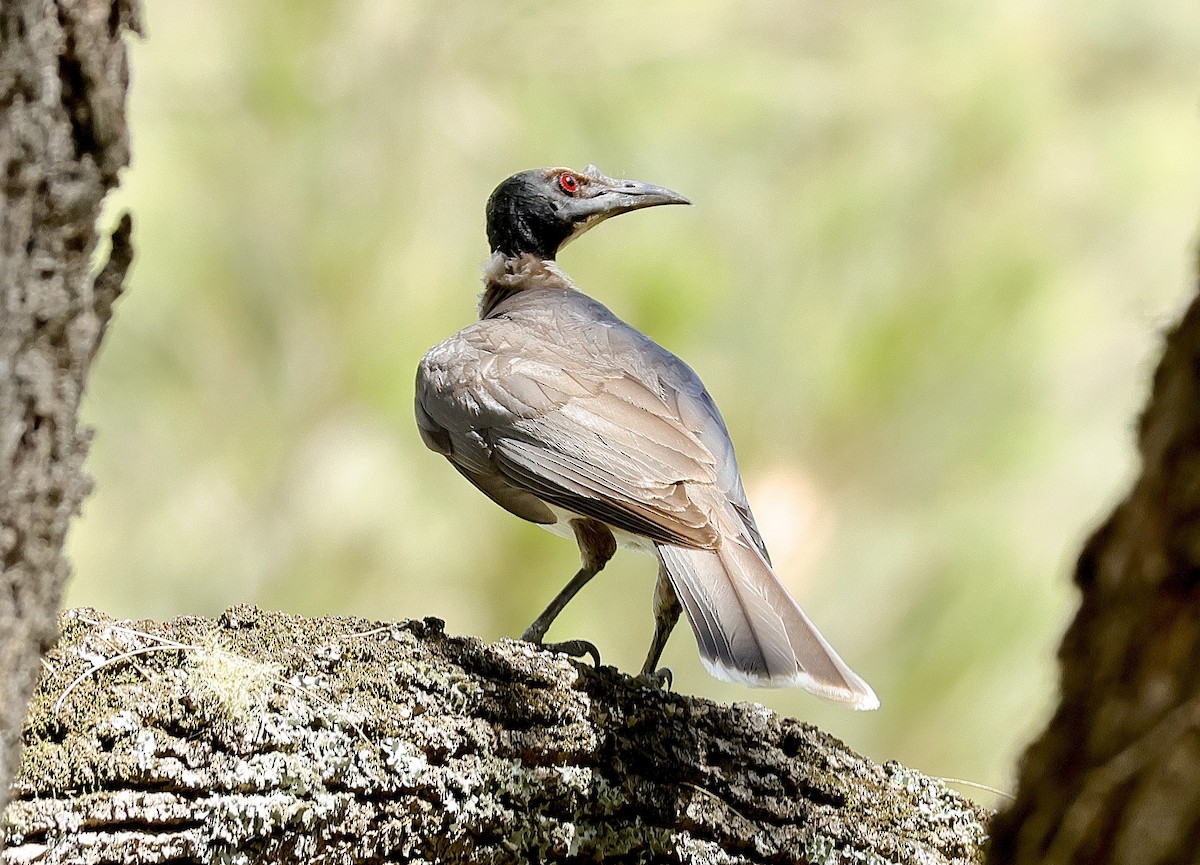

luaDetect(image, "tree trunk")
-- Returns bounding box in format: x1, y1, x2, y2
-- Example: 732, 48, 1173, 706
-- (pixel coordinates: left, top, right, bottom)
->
0, 0, 140, 820
988, 275, 1200, 864
2, 606, 989, 864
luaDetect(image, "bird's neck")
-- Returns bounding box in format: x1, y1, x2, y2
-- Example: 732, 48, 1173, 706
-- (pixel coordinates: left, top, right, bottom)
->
478, 252, 578, 318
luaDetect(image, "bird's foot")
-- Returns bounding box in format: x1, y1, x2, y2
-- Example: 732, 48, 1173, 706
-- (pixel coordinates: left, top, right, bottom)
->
526, 638, 602, 669
636, 667, 673, 691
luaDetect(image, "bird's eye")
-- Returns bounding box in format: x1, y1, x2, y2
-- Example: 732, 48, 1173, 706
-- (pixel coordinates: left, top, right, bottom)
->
558, 173, 580, 194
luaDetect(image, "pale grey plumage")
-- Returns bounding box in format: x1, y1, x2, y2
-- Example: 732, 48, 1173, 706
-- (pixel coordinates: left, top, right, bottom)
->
416, 167, 877, 709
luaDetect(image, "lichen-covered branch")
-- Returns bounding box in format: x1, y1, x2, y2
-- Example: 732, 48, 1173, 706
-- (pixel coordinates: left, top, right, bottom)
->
988, 277, 1200, 865
2, 607, 988, 864
0, 0, 140, 819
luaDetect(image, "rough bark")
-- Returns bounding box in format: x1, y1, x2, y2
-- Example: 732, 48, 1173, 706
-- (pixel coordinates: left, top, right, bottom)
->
1, 607, 990, 864
988, 275, 1200, 864
0, 0, 140, 820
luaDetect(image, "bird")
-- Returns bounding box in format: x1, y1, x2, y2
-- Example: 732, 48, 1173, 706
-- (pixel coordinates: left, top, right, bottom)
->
415, 165, 878, 709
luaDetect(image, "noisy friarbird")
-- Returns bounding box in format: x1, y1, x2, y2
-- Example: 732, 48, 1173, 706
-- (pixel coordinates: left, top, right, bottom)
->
415, 165, 877, 709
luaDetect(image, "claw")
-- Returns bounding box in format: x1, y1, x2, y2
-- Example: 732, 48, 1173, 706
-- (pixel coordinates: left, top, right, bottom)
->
638, 667, 673, 691
535, 638, 602, 669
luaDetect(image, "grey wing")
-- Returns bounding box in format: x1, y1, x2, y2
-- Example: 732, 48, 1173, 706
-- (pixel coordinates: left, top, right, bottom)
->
492, 387, 721, 548
416, 338, 562, 528
416, 320, 740, 550
618, 327, 771, 561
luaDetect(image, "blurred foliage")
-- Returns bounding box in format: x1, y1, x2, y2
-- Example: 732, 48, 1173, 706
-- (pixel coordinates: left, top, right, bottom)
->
72, 0, 1199, 805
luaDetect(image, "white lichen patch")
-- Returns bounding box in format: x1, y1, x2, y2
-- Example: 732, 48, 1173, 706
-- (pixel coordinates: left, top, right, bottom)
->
134, 730, 157, 772
104, 710, 139, 734
803, 835, 898, 865
381, 737, 430, 787
674, 833, 747, 864
883, 763, 990, 857
186, 639, 280, 719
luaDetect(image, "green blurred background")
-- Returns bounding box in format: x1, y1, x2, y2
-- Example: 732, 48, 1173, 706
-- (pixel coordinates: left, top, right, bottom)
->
71, 1, 1199, 804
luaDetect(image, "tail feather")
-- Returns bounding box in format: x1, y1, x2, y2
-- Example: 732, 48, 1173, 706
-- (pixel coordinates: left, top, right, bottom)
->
656, 539, 879, 710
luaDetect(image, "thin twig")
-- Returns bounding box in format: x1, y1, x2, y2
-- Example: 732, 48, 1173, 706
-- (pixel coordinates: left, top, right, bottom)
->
54, 643, 200, 715
345, 625, 395, 640
937, 776, 1015, 802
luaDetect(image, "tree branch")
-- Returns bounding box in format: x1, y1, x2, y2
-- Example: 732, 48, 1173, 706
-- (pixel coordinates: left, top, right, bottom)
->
3, 607, 989, 864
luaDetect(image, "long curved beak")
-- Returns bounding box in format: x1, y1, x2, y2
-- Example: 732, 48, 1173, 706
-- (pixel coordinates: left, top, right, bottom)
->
579, 163, 691, 212
558, 165, 691, 247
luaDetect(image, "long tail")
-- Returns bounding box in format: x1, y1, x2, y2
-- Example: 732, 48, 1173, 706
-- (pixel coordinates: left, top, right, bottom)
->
656, 538, 878, 710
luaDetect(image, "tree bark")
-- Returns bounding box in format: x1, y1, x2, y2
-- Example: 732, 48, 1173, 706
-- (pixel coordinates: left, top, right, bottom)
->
1, 607, 989, 864
0, 0, 140, 820
988, 275, 1200, 864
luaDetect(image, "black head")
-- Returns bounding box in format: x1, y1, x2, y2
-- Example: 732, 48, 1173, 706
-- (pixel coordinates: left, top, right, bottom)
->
485, 165, 690, 260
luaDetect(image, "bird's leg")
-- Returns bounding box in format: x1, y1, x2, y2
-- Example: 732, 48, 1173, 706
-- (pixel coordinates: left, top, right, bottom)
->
521, 518, 616, 668
638, 563, 682, 688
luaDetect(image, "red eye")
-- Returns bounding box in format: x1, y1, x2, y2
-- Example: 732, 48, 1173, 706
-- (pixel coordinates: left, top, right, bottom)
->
559, 173, 579, 194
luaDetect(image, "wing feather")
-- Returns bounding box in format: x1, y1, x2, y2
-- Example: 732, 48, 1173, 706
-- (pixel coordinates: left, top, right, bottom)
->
416, 291, 754, 551
489, 383, 721, 548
